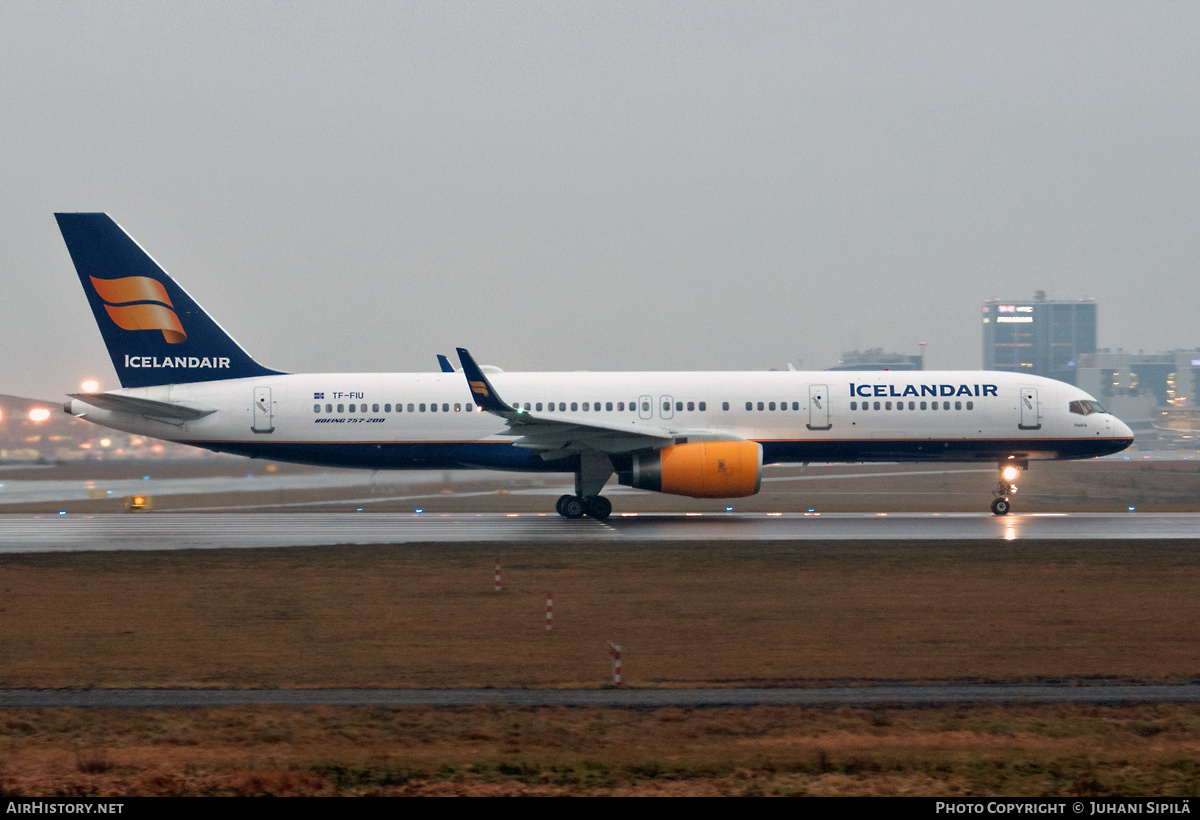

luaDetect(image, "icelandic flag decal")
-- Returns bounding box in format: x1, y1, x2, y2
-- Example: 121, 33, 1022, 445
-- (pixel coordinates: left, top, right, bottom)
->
314, 392, 324, 399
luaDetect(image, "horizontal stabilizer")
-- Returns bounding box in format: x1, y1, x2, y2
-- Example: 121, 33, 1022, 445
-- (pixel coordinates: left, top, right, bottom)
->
69, 392, 216, 421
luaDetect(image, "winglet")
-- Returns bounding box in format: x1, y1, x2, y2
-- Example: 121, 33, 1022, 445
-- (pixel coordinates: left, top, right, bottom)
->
436, 354, 455, 373
456, 348, 514, 416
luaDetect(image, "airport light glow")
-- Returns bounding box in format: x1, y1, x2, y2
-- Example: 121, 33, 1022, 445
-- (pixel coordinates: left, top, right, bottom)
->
80, 379, 100, 393
27, 408, 51, 422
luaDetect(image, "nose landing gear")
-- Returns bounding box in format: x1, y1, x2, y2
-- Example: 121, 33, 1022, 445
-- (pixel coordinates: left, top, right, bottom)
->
991, 458, 1025, 515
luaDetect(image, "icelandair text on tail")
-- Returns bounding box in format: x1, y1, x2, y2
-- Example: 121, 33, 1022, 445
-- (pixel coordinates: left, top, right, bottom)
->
123, 355, 229, 369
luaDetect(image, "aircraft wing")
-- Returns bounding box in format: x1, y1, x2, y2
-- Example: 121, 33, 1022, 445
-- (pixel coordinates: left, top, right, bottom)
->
69, 392, 217, 421
456, 347, 699, 459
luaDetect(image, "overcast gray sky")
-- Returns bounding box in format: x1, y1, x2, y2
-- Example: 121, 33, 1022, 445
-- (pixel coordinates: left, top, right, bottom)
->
3, 1, 1198, 398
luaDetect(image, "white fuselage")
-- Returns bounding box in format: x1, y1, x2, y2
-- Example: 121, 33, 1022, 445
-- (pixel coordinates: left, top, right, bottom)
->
68, 369, 1134, 472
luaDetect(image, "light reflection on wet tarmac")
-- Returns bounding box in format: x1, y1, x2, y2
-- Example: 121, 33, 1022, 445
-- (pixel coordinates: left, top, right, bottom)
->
0, 511, 1197, 553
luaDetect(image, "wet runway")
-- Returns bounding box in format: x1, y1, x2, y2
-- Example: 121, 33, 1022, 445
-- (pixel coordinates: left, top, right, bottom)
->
1, 511, 1198, 553
4, 683, 1200, 709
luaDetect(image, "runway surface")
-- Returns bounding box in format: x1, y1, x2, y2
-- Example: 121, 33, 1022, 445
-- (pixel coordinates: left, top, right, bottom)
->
4, 684, 1200, 708
1, 511, 1198, 552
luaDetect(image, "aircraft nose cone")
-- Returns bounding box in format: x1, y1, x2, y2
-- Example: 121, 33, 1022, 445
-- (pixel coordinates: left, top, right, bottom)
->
1114, 418, 1134, 440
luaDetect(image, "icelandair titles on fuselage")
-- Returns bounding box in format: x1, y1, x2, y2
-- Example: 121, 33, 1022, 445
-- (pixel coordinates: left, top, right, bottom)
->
850, 383, 999, 398
123, 354, 231, 369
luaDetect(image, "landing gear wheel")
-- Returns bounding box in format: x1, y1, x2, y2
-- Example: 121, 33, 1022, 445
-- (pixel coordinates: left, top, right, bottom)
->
561, 496, 586, 519
584, 495, 612, 521
555, 494, 573, 516
991, 497, 1011, 516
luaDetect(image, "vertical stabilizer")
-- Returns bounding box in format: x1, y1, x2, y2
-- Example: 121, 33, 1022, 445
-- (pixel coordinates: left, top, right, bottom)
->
56, 213, 285, 388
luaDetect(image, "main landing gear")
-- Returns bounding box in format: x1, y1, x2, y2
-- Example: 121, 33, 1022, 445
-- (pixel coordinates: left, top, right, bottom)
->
555, 451, 615, 521
556, 494, 612, 521
990, 458, 1025, 516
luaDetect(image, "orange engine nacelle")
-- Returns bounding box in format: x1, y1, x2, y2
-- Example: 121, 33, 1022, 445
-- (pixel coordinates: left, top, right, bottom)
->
621, 441, 763, 498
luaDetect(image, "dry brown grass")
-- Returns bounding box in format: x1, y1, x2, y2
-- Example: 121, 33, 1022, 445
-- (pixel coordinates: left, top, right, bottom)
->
3, 539, 1200, 689
2, 704, 1200, 796
4, 534, 1200, 795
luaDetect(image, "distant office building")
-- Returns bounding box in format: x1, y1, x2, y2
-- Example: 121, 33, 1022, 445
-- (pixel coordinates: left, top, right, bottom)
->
827, 348, 924, 371
1077, 350, 1200, 410
1075, 349, 1200, 444
981, 294, 1096, 385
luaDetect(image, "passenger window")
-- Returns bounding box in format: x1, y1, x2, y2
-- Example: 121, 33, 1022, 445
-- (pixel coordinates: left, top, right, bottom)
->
955, 401, 962, 410
642, 401, 650, 412
769, 402, 776, 411
572, 402, 579, 411
325, 404, 332, 413
722, 402, 729, 411
699, 402, 706, 411
466, 404, 473, 412
384, 404, 391, 412
606, 402, 613, 411
757, 402, 764, 411
442, 403, 449, 412
348, 404, 356, 412
455, 403, 461, 412
792, 402, 799, 410
873, 401, 880, 410
966, 401, 974, 410
407, 404, 415, 412
663, 401, 670, 411
851, 401, 857, 410
687, 401, 694, 411
430, 403, 437, 412
943, 402, 950, 410
908, 402, 915, 410
372, 404, 378, 413
419, 403, 426, 412
885, 402, 892, 410
746, 402, 752, 411
674, 401, 681, 411
583, 402, 589, 411
561, 403, 567, 411
920, 401, 927, 410
338, 404, 345, 413
314, 404, 320, 413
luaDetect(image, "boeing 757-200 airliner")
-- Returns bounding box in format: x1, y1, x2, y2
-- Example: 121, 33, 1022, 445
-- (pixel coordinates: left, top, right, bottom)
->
56, 213, 1134, 520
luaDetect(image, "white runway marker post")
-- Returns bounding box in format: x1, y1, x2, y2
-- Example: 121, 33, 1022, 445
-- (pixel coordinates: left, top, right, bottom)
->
608, 641, 622, 684
494, 557, 501, 592
546, 592, 553, 631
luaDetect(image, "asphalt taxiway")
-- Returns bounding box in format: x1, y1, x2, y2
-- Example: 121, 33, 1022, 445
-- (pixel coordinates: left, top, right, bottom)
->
4, 683, 1200, 708
1, 511, 1198, 553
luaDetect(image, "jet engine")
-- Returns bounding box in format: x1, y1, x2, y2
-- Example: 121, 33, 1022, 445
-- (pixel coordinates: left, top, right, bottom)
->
620, 441, 763, 498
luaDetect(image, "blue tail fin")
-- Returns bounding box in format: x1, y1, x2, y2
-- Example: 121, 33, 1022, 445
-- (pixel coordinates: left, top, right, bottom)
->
56, 213, 285, 388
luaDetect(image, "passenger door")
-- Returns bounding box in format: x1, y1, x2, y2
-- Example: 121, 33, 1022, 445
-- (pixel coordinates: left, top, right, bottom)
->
252, 386, 275, 434
806, 384, 831, 431
1018, 387, 1041, 430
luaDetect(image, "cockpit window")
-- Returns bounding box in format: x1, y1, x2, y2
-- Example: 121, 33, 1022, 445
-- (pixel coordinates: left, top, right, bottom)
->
1069, 400, 1107, 416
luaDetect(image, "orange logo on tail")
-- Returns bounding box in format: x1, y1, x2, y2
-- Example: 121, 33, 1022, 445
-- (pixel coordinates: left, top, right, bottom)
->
469, 380, 489, 397
89, 276, 186, 344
